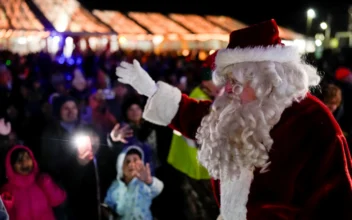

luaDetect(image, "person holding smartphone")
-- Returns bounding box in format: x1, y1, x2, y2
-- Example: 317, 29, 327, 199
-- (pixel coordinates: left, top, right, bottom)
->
39, 95, 117, 220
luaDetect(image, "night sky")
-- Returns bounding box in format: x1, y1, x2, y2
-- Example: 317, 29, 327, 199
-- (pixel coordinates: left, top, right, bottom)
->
80, 0, 350, 35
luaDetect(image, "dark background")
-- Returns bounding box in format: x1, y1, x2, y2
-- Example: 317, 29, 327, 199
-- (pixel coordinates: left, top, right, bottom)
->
79, 0, 351, 35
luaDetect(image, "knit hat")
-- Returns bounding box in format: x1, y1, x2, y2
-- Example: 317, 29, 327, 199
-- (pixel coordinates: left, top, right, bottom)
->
52, 95, 77, 119
121, 96, 144, 121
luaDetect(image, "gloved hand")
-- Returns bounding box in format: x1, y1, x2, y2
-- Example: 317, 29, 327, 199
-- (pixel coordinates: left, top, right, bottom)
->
116, 59, 157, 97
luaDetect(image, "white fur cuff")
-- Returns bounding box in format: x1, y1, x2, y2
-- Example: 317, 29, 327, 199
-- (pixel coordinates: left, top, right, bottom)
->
215, 46, 300, 70
143, 81, 182, 126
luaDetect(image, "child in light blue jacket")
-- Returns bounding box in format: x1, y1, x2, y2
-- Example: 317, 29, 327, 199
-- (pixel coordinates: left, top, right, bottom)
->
104, 146, 163, 220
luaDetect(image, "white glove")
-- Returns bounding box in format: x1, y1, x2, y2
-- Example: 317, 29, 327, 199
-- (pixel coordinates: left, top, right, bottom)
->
116, 59, 157, 97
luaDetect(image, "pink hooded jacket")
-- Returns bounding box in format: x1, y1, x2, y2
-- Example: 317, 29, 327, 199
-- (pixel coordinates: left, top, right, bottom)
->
0, 145, 66, 220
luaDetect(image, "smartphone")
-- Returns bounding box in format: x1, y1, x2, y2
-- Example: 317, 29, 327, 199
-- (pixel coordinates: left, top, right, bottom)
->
100, 203, 119, 218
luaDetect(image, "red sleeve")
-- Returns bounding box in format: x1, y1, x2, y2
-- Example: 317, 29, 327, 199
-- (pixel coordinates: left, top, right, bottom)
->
211, 135, 352, 219
38, 174, 67, 207
143, 81, 211, 137
168, 94, 212, 139
243, 95, 352, 219
246, 135, 352, 220
210, 132, 352, 219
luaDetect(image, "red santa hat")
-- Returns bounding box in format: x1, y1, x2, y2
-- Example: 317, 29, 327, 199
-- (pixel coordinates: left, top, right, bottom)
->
214, 19, 301, 73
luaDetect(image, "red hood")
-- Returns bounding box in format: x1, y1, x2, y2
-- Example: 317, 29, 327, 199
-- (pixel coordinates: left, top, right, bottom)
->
5, 145, 39, 188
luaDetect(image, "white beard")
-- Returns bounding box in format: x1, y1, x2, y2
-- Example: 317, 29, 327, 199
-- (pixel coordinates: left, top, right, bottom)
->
196, 93, 288, 220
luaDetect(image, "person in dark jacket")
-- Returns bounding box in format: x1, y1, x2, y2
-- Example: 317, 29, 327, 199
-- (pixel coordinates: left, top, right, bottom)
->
40, 95, 116, 220
322, 83, 352, 150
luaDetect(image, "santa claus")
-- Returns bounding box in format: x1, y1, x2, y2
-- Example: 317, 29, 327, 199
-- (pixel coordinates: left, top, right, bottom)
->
116, 19, 352, 220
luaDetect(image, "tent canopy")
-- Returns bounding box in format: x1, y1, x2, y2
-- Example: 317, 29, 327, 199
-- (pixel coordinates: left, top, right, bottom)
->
206, 15, 304, 40
127, 12, 190, 35
93, 10, 147, 35
0, 0, 305, 41
0, 7, 10, 29
169, 14, 228, 34
206, 15, 247, 33
32, 0, 112, 34
0, 0, 44, 31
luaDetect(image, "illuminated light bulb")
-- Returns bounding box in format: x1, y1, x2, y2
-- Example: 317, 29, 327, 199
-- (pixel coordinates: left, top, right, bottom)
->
118, 36, 127, 44
320, 22, 327, 30
307, 9, 316, 19
182, 49, 189, 56
315, 39, 322, 47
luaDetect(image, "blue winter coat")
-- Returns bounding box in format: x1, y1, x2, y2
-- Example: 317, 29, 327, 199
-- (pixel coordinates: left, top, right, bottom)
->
104, 146, 163, 220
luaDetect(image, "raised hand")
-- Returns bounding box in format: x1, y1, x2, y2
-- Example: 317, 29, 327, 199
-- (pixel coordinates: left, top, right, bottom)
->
116, 59, 157, 97
76, 136, 93, 165
110, 123, 133, 143
0, 118, 11, 136
136, 162, 153, 185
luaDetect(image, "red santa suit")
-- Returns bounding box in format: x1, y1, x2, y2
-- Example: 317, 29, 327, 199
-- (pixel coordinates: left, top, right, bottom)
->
141, 20, 352, 219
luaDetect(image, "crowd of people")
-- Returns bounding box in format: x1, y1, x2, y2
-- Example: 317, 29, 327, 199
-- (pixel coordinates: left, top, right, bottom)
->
0, 48, 220, 220
0, 42, 351, 220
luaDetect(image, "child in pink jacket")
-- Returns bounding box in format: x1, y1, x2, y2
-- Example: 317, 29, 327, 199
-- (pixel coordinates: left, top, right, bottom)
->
0, 145, 66, 220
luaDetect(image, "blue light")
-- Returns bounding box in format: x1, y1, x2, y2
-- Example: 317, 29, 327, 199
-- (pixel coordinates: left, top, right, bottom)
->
76, 57, 82, 65
58, 56, 65, 64
67, 58, 75, 65
65, 74, 72, 81
50, 31, 58, 36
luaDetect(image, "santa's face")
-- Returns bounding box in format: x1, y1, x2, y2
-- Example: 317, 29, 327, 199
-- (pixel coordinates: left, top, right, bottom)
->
225, 81, 257, 104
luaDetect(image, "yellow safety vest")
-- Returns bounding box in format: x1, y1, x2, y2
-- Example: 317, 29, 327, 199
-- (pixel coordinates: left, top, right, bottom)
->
167, 86, 211, 180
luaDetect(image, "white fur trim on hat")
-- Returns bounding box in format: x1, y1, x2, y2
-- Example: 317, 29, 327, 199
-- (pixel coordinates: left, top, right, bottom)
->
143, 81, 182, 126
215, 45, 301, 71
220, 167, 254, 220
